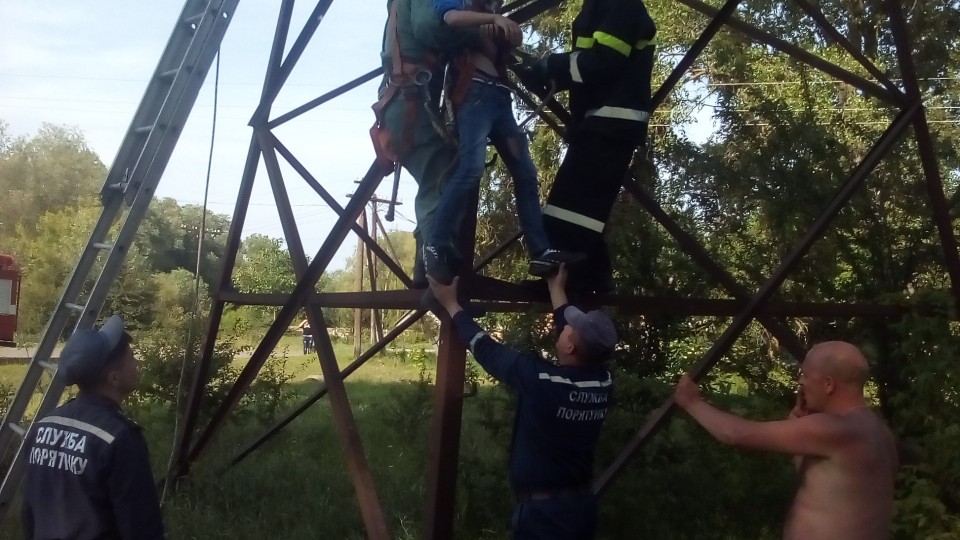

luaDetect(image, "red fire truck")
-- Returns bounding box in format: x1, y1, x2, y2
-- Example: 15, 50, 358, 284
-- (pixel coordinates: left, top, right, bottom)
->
0, 254, 20, 347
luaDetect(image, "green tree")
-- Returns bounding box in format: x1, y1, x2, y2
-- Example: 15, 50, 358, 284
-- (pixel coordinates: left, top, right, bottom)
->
0, 123, 105, 247
9, 203, 100, 337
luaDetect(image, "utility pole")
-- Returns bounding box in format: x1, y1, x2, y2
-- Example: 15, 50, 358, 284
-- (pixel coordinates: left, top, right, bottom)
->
353, 209, 366, 358
347, 187, 399, 355
367, 199, 385, 345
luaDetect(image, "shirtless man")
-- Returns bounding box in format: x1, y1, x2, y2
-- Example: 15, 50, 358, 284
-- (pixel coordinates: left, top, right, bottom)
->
674, 341, 898, 539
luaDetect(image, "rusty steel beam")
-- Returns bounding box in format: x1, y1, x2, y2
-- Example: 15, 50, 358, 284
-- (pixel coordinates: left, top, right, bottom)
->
505, 0, 562, 22
651, 0, 743, 110
619, 178, 808, 360
594, 102, 921, 496
509, 82, 809, 360
268, 67, 383, 129
676, 0, 895, 104
226, 308, 426, 469
217, 288, 906, 318
885, 0, 960, 310
258, 132, 390, 538
423, 191, 481, 540
271, 134, 413, 288
251, 0, 336, 123
424, 318, 468, 540
172, 0, 296, 480
187, 159, 388, 463
502, 0, 540, 15
791, 0, 903, 101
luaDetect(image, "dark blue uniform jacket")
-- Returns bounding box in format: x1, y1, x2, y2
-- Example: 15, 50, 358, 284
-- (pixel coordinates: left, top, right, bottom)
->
452, 305, 613, 491
21, 393, 165, 540
545, 0, 657, 144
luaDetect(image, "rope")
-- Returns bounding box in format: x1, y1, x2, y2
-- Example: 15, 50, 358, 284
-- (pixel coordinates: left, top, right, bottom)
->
162, 49, 220, 504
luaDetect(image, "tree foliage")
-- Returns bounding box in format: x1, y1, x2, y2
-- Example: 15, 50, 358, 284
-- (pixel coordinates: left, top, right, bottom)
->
462, 0, 960, 536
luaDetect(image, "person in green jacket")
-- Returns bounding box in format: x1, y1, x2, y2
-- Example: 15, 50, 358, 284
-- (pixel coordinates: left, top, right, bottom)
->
372, 0, 492, 287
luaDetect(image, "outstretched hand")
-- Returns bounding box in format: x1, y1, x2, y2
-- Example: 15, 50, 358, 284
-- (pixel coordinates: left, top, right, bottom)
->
490, 14, 522, 47
513, 53, 550, 89
546, 263, 568, 292
674, 374, 702, 409
427, 276, 461, 316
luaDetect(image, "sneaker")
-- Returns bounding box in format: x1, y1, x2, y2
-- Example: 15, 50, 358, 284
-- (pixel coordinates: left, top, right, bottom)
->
423, 244, 456, 285
528, 248, 587, 277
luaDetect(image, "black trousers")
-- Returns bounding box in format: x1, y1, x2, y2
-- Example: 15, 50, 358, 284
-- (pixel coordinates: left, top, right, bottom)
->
543, 130, 637, 293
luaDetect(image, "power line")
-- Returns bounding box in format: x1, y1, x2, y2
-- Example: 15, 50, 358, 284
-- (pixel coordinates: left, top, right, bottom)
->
0, 95, 369, 112
0, 71, 379, 90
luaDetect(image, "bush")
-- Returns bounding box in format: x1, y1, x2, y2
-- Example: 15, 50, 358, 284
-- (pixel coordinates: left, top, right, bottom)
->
132, 324, 295, 427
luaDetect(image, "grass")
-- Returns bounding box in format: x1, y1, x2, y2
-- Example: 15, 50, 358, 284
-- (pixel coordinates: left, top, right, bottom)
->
0, 333, 791, 540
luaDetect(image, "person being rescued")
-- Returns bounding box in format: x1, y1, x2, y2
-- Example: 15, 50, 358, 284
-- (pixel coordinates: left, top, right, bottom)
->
371, 0, 485, 289
422, 0, 585, 285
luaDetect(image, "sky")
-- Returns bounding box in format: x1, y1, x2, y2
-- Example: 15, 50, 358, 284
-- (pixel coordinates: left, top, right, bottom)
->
0, 1, 401, 270
0, 1, 720, 273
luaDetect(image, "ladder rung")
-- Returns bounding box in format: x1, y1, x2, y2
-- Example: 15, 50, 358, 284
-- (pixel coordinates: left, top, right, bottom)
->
64, 303, 84, 312
39, 360, 57, 373
183, 12, 205, 26
134, 124, 155, 135
92, 242, 113, 250
159, 68, 181, 81
7, 423, 26, 438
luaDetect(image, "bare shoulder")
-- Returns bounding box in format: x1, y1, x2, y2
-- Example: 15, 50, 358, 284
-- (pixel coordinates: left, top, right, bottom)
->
841, 409, 897, 454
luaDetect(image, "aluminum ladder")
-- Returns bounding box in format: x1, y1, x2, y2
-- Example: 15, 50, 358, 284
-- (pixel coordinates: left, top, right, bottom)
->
0, 0, 239, 519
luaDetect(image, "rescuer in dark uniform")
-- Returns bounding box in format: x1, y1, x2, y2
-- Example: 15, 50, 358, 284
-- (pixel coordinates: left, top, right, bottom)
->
428, 265, 617, 539
21, 315, 165, 540
520, 0, 657, 294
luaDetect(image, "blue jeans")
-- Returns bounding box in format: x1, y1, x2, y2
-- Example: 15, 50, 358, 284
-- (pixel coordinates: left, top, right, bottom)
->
430, 79, 550, 257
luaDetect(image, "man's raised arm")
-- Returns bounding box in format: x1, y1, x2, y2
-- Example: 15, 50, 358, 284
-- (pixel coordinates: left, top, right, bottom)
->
427, 276, 527, 388
674, 374, 851, 458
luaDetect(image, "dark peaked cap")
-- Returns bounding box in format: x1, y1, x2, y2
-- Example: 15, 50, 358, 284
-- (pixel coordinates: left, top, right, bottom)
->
58, 315, 127, 386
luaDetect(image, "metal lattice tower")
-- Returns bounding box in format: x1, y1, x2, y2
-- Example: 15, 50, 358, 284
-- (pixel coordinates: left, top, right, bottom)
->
3, 0, 959, 538
169, 1, 960, 538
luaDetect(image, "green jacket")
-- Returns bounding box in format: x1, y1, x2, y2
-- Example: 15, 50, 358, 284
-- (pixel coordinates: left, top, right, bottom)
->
380, 0, 479, 97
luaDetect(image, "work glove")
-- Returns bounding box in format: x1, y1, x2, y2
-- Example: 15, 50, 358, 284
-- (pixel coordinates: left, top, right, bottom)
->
513, 54, 552, 91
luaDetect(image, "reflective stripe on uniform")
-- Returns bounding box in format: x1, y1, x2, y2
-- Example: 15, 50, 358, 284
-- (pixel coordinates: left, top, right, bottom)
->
468, 331, 489, 352
569, 51, 583, 83
575, 34, 656, 51
38, 416, 116, 444
586, 106, 650, 122
543, 204, 605, 233
593, 31, 632, 56
538, 372, 613, 388
635, 37, 656, 49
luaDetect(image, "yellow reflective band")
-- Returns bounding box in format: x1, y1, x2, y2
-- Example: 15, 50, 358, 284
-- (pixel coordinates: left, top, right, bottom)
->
543, 205, 605, 233
575, 36, 595, 49
635, 36, 657, 49
569, 51, 583, 83
593, 31, 631, 56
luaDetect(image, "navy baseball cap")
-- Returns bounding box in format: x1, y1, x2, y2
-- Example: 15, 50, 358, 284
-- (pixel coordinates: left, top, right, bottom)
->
58, 315, 127, 386
563, 306, 617, 358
